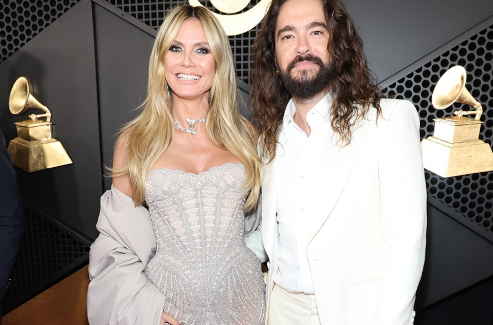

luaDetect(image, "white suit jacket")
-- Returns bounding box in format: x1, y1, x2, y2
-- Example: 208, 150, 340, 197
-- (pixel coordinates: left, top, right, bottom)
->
260, 98, 427, 325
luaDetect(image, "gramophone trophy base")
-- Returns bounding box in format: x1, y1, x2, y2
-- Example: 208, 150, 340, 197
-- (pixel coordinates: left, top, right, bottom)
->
433, 116, 482, 143
15, 119, 52, 141
421, 136, 493, 177
8, 137, 73, 173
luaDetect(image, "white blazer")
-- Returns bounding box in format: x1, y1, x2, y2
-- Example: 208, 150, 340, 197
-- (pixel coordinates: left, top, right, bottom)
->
260, 98, 427, 325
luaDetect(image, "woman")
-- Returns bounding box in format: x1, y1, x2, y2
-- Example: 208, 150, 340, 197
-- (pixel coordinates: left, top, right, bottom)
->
87, 5, 265, 325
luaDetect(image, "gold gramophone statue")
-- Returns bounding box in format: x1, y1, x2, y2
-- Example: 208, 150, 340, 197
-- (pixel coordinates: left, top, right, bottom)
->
7, 76, 72, 172
421, 65, 493, 177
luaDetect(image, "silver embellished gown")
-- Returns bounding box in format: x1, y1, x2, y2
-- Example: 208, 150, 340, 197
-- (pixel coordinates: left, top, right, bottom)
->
144, 163, 266, 325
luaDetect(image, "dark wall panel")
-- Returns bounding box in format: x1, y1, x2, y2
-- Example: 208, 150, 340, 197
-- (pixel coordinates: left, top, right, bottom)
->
92, 2, 156, 189
0, 0, 102, 239
416, 275, 493, 325
417, 203, 493, 308
345, 0, 493, 83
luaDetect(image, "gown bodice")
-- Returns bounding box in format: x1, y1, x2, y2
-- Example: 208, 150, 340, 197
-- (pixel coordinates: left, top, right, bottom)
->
144, 163, 265, 325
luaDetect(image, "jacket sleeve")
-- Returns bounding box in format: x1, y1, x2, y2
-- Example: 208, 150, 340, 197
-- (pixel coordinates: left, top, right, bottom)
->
0, 131, 25, 302
87, 185, 165, 325
376, 100, 427, 325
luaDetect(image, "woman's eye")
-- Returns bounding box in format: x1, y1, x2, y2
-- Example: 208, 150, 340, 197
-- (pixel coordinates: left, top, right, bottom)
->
169, 45, 182, 52
197, 47, 210, 54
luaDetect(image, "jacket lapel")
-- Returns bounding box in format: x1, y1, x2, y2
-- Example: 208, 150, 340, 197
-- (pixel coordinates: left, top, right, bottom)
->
308, 118, 370, 240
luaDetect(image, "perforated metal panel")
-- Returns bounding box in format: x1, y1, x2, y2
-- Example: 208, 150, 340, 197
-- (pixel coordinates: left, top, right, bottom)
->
386, 26, 493, 241
0, 0, 80, 64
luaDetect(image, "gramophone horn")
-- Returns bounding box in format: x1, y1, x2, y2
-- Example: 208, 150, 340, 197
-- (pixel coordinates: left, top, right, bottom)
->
9, 76, 51, 122
431, 65, 482, 120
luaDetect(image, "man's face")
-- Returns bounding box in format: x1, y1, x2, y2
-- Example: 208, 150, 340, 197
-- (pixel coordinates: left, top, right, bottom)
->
275, 0, 333, 99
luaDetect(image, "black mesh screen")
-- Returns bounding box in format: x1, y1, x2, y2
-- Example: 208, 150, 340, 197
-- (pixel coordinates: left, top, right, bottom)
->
0, 0, 80, 64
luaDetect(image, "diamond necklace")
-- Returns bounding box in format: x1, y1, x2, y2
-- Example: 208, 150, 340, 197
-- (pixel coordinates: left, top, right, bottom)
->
173, 117, 207, 135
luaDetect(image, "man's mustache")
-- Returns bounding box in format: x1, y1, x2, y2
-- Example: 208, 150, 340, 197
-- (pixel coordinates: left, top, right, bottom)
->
286, 54, 324, 72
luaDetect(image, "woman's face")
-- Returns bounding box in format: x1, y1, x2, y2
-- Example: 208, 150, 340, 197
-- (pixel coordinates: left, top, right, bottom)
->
164, 18, 216, 103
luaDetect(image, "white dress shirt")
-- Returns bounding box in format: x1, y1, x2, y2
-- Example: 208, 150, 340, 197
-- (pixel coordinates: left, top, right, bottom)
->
274, 94, 332, 294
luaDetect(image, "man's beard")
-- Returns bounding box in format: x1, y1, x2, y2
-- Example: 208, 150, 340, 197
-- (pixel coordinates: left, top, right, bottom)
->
279, 54, 334, 99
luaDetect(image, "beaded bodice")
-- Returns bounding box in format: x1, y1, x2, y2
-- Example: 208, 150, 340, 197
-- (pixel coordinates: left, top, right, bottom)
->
144, 163, 265, 325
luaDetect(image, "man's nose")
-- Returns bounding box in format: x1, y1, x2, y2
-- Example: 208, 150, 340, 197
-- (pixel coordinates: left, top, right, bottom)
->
296, 35, 310, 55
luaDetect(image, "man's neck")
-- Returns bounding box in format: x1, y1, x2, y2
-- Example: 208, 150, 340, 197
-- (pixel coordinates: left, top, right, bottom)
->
291, 90, 328, 136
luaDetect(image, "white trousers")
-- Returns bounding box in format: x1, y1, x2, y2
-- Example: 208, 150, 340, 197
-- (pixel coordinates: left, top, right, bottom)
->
267, 284, 321, 325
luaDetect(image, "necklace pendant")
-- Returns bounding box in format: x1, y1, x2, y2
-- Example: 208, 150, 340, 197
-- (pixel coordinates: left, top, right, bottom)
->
186, 118, 197, 134
174, 117, 206, 135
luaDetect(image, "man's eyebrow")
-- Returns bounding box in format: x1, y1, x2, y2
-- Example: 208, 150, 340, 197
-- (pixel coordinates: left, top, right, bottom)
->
277, 25, 294, 37
276, 21, 328, 38
307, 21, 328, 30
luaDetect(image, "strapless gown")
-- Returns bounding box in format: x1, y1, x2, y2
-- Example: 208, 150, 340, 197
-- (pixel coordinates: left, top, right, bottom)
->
144, 163, 265, 325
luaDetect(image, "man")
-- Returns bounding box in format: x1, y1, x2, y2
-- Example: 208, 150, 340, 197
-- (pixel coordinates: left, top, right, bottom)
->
0, 129, 24, 321
250, 0, 427, 324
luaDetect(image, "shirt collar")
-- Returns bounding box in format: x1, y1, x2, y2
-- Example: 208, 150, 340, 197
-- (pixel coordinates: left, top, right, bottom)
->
283, 92, 333, 125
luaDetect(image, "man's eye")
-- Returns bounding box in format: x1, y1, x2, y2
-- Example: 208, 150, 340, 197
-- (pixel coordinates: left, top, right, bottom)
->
169, 45, 182, 52
281, 35, 293, 40
312, 31, 322, 35
197, 47, 210, 54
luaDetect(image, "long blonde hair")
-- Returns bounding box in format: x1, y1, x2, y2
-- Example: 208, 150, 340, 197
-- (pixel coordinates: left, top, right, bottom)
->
115, 5, 261, 210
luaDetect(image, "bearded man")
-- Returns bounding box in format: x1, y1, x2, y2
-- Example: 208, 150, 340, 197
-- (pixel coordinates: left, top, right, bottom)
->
250, 0, 427, 324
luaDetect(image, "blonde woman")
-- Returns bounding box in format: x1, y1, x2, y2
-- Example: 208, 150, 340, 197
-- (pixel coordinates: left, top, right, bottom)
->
87, 5, 265, 325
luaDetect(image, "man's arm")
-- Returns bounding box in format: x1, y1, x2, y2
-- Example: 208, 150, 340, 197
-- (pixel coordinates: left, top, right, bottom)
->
376, 100, 427, 325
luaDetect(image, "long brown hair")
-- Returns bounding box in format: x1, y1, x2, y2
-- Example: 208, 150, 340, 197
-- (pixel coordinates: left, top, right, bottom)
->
251, 0, 384, 161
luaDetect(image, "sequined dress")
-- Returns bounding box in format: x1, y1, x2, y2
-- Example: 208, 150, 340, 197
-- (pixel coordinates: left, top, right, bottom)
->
144, 163, 266, 325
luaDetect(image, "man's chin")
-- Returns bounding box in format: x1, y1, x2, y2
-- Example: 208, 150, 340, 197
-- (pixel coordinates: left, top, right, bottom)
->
290, 70, 319, 83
